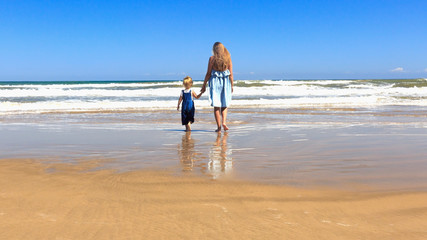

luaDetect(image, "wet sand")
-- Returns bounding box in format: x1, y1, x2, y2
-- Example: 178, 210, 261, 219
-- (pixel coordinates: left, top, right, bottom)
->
1, 159, 427, 240
1, 107, 426, 191
1, 107, 427, 239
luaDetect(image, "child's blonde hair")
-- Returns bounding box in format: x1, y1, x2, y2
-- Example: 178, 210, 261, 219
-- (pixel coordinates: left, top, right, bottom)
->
183, 76, 193, 88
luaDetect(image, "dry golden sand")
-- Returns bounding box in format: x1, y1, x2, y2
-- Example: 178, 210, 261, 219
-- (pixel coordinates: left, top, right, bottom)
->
1, 160, 426, 240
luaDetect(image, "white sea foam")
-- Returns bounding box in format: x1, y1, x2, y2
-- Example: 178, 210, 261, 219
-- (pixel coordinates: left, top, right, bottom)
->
3, 82, 424, 99
0, 79, 426, 114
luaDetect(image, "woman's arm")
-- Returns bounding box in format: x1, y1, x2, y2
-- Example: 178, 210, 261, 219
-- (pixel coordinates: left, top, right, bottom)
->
200, 56, 213, 93
229, 58, 234, 93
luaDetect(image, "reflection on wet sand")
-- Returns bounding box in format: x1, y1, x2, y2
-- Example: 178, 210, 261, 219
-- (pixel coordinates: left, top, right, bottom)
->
178, 131, 233, 179
178, 131, 198, 172
208, 132, 232, 179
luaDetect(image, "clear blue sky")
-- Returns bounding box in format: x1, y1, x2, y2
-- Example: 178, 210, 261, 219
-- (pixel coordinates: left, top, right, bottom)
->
1, 0, 426, 81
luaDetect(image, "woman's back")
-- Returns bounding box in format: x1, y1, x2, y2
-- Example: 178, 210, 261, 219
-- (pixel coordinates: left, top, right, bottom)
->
211, 43, 231, 71
201, 42, 234, 132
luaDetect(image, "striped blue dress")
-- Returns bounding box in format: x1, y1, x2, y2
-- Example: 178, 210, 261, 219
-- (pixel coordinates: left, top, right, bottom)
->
208, 69, 232, 108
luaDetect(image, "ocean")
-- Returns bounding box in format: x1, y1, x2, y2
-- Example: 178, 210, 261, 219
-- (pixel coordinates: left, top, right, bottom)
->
1, 78, 426, 114
1, 78, 427, 190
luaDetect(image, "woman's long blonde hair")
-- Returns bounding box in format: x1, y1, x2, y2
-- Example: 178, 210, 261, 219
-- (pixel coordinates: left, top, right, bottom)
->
212, 42, 231, 71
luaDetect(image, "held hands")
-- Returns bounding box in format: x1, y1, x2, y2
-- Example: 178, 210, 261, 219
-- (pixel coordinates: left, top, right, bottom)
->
198, 86, 206, 98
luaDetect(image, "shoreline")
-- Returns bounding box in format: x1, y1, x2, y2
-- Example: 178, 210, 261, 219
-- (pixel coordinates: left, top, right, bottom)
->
1, 104, 427, 116
1, 159, 426, 239
1, 106, 427, 192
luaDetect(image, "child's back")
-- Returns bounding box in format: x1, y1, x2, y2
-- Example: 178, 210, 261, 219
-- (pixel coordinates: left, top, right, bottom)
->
177, 76, 202, 131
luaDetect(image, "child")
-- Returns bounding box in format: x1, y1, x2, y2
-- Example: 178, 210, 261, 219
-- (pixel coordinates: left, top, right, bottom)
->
177, 76, 202, 131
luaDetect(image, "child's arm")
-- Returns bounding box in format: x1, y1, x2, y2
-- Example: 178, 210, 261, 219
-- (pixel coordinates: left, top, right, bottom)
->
177, 96, 182, 111
192, 90, 203, 99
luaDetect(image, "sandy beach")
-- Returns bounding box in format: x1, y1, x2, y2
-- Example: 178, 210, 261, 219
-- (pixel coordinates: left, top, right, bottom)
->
2, 0, 427, 237
1, 106, 427, 239
1, 159, 426, 239
1, 107, 426, 190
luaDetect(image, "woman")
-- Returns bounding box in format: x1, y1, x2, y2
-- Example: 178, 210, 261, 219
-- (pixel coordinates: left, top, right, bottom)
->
200, 42, 234, 132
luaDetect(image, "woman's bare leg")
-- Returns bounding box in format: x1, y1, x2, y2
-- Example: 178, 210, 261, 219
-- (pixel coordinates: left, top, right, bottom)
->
214, 107, 222, 132
221, 107, 229, 131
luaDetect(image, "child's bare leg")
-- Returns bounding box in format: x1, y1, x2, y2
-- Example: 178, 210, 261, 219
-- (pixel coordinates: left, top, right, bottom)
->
185, 124, 190, 132
214, 107, 221, 132
188, 122, 191, 131
221, 107, 229, 131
